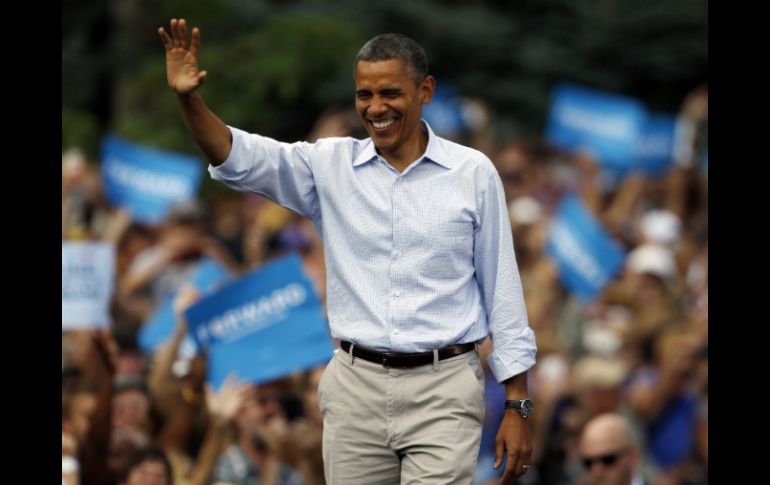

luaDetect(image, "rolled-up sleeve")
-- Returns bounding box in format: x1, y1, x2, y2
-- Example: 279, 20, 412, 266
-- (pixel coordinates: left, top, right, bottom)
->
209, 126, 320, 220
474, 170, 537, 383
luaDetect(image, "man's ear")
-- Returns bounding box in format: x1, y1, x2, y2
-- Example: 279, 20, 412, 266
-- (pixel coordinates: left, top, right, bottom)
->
420, 76, 436, 105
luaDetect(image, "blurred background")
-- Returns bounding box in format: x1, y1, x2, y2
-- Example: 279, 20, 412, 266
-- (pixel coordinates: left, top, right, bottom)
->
62, 1, 707, 484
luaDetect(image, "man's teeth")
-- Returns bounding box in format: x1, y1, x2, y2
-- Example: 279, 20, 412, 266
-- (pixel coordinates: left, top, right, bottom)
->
372, 119, 395, 129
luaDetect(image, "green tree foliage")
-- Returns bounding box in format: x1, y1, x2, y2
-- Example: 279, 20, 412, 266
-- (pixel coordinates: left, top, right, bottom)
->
63, 0, 707, 160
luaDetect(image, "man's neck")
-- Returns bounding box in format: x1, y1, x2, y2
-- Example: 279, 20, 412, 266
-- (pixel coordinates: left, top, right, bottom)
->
379, 129, 429, 173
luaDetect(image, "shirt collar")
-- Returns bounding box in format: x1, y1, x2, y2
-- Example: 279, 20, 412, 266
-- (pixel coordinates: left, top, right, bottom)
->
352, 120, 454, 169
421, 120, 454, 169
352, 138, 378, 167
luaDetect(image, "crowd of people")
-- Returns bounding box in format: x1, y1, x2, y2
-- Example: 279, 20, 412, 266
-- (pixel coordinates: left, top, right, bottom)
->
62, 84, 707, 485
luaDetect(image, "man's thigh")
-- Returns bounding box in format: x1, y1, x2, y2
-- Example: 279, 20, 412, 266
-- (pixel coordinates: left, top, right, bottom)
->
318, 351, 401, 485
395, 351, 485, 485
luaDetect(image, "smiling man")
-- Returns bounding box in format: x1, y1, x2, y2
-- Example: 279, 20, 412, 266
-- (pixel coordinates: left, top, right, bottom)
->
354, 53, 434, 172
160, 20, 536, 485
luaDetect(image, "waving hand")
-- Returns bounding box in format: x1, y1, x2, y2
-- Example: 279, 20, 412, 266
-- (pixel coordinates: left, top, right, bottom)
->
158, 18, 207, 95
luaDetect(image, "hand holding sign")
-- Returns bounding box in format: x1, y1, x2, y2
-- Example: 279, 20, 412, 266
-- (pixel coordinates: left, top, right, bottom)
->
204, 374, 254, 425
138, 258, 232, 355
172, 284, 203, 335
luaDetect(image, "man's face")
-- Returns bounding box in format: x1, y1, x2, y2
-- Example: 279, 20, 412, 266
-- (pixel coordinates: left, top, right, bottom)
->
355, 59, 434, 162
578, 431, 637, 485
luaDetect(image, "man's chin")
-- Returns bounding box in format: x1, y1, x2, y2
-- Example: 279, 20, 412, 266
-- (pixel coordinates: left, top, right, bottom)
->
371, 137, 394, 152
368, 126, 398, 146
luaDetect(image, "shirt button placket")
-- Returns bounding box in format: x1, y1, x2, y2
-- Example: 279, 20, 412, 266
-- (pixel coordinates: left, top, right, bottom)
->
390, 175, 404, 345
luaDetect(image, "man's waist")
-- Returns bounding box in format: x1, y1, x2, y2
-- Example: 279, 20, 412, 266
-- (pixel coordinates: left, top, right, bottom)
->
339, 340, 476, 368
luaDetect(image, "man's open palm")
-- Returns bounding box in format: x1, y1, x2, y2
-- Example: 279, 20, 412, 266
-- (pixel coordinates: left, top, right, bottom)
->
158, 18, 207, 94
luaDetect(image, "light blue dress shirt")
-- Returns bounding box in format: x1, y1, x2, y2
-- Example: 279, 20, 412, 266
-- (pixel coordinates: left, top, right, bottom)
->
209, 121, 536, 383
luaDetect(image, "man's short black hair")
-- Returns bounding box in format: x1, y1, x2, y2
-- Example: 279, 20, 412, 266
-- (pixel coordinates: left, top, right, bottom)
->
355, 33, 429, 84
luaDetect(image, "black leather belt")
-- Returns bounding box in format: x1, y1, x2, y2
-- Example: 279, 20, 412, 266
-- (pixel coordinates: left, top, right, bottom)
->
339, 340, 475, 368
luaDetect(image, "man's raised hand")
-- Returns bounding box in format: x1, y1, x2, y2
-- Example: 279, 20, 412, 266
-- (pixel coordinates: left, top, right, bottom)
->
158, 18, 207, 95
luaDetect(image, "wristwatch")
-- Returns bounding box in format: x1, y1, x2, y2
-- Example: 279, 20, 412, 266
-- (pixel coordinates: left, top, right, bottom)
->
505, 399, 534, 419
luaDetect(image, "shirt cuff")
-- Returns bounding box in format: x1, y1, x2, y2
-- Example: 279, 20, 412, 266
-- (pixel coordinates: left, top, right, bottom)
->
208, 125, 250, 181
486, 326, 537, 383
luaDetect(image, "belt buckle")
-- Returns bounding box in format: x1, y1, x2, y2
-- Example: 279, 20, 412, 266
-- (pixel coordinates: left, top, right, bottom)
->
381, 353, 397, 368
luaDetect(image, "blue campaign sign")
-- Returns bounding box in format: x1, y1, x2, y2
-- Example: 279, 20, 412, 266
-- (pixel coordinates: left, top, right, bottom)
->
422, 85, 467, 138
634, 115, 677, 177
546, 193, 625, 301
62, 242, 115, 330
185, 253, 334, 390
138, 258, 232, 355
546, 83, 647, 170
101, 135, 203, 224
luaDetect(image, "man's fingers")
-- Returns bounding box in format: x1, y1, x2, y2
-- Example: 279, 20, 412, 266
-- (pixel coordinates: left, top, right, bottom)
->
501, 449, 532, 484
493, 438, 504, 469
170, 19, 180, 47
191, 27, 201, 59
499, 455, 519, 485
179, 19, 190, 50
158, 27, 173, 50
511, 450, 526, 481
523, 448, 534, 476
164, 18, 197, 54
235, 385, 253, 403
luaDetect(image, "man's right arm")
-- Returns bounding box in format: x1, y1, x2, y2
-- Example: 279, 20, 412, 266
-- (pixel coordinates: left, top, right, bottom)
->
160, 18, 320, 221
159, 18, 232, 166
175, 92, 232, 166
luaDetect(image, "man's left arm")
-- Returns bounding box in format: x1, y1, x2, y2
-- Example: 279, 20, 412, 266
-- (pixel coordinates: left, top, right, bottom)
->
473, 168, 537, 484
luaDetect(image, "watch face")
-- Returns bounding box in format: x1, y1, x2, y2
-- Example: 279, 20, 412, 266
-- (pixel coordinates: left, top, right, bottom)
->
521, 399, 534, 417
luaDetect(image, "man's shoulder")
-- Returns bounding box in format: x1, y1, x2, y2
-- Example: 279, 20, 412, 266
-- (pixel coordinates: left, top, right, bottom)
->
434, 135, 497, 175
306, 135, 371, 164
310, 135, 367, 149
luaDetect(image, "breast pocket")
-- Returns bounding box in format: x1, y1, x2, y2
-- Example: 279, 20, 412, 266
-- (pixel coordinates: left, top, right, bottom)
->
420, 220, 474, 279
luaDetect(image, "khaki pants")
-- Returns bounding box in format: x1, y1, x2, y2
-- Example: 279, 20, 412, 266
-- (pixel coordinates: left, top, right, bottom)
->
317, 345, 485, 485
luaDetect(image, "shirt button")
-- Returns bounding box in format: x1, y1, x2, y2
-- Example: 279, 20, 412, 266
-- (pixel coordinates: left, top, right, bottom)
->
393, 328, 400, 335
394, 251, 400, 258
394, 290, 401, 298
